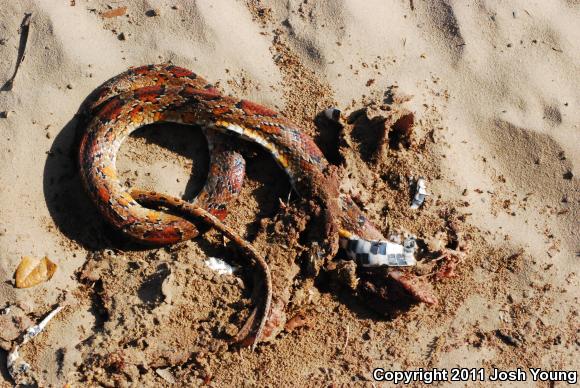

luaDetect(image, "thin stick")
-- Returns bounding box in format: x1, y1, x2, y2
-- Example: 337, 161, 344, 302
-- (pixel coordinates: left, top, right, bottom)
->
2, 13, 32, 91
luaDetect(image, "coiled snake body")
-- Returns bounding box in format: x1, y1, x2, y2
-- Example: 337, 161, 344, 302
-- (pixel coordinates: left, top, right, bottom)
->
79, 64, 414, 347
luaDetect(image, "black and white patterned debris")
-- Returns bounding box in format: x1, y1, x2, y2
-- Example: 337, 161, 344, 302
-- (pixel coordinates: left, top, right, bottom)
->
340, 235, 417, 267
411, 177, 428, 209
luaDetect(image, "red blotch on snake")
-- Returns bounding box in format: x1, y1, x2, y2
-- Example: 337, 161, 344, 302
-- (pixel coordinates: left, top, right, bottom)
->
143, 227, 182, 245
165, 65, 196, 78
181, 85, 221, 99
97, 97, 125, 122
134, 85, 166, 103
238, 99, 278, 117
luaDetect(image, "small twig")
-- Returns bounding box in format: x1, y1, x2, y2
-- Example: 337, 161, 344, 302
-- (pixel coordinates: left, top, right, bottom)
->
8, 305, 63, 385
342, 325, 350, 352
21, 305, 63, 345
2, 13, 32, 91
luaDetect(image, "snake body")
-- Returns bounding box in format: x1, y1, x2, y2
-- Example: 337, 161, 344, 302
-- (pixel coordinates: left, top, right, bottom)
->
79, 64, 414, 347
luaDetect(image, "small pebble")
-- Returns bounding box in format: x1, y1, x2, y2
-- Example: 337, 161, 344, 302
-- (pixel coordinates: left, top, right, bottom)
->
118, 32, 126, 41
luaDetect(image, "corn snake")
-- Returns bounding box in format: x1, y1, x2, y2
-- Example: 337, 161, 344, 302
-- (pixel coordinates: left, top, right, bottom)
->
78, 64, 415, 348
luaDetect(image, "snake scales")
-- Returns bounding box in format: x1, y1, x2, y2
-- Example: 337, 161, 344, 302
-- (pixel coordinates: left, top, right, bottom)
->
79, 64, 415, 348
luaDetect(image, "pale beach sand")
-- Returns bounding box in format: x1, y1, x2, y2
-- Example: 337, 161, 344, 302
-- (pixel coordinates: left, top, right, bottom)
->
0, 0, 578, 385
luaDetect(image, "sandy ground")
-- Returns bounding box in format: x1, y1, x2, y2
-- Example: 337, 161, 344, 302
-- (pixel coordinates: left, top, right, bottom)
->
0, 0, 578, 386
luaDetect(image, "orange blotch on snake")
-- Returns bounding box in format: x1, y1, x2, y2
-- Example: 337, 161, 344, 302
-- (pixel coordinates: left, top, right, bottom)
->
260, 123, 282, 135
153, 111, 164, 121
129, 106, 144, 123
117, 192, 134, 207
146, 210, 161, 222
100, 165, 116, 179
212, 106, 231, 116
238, 100, 278, 117
97, 186, 110, 203
277, 154, 289, 168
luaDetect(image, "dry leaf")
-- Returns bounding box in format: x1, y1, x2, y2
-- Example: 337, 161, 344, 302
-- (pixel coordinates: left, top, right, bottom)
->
101, 6, 127, 18
14, 256, 57, 288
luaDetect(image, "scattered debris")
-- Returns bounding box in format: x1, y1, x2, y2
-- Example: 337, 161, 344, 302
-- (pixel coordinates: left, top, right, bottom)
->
204, 257, 238, 275
340, 235, 417, 267
7, 305, 63, 385
14, 256, 57, 288
101, 6, 127, 18
495, 329, 522, 347
1, 13, 32, 91
410, 177, 428, 209
155, 367, 176, 383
